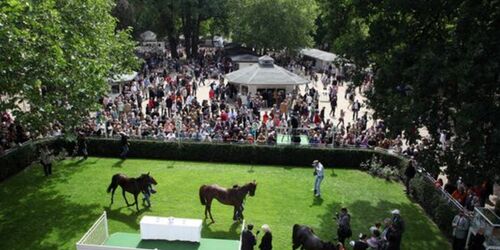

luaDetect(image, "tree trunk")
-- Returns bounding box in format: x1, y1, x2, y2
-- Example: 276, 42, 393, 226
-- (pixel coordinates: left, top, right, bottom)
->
168, 36, 179, 59
191, 18, 201, 58
182, 14, 193, 59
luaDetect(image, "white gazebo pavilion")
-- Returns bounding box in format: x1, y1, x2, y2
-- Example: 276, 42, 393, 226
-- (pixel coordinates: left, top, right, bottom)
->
225, 55, 309, 99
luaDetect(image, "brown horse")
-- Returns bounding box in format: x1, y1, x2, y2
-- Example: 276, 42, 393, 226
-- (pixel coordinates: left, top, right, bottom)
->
106, 172, 157, 212
199, 181, 257, 223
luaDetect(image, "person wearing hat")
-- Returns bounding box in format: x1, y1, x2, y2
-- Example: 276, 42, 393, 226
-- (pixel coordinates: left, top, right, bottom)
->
389, 209, 405, 250
312, 160, 324, 197
241, 224, 257, 250
350, 233, 369, 250
258, 224, 272, 250
391, 209, 405, 234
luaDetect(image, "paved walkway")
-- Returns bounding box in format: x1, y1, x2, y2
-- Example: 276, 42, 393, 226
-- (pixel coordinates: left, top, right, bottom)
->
193, 74, 374, 128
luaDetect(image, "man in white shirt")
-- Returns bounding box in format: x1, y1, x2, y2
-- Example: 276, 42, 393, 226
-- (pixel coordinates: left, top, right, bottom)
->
312, 160, 325, 197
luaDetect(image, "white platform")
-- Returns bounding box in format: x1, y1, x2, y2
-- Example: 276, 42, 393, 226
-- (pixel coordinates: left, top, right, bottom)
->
140, 216, 202, 242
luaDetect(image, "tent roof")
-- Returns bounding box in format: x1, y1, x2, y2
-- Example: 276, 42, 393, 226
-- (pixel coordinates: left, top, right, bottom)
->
110, 72, 138, 83
140, 31, 157, 41
300, 48, 338, 62
229, 54, 260, 62
225, 56, 308, 86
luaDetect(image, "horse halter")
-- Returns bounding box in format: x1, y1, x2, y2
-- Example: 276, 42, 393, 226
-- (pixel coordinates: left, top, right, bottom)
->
246, 182, 256, 196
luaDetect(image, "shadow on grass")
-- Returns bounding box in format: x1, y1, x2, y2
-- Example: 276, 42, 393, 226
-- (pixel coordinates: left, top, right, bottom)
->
314, 200, 451, 249
202, 220, 241, 240
105, 207, 141, 230
112, 159, 125, 168
0, 162, 101, 250
330, 170, 338, 177
310, 196, 324, 207
65, 158, 90, 167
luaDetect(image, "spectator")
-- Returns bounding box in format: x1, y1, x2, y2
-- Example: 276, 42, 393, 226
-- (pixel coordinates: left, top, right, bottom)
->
350, 233, 369, 250
452, 211, 469, 250
468, 228, 485, 250
336, 207, 352, 246
435, 178, 444, 188
452, 187, 467, 205
241, 224, 257, 250
390, 209, 405, 249
39, 145, 53, 176
258, 224, 272, 250
404, 160, 416, 194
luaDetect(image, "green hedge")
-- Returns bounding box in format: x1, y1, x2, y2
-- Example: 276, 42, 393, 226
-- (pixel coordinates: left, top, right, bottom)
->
80, 138, 409, 169
0, 137, 408, 180
410, 175, 459, 238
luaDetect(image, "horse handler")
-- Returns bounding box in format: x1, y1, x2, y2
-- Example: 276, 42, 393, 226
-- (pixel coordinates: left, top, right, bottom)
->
312, 160, 324, 197
119, 132, 130, 159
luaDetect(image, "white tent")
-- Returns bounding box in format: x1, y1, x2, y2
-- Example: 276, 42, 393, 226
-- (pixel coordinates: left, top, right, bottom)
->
229, 54, 259, 69
108, 71, 138, 97
300, 48, 339, 70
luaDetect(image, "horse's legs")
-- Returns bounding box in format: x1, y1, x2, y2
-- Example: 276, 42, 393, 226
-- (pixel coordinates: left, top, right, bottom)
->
110, 187, 116, 205
122, 188, 130, 206
206, 199, 215, 223
134, 194, 139, 212
208, 204, 215, 223
233, 206, 238, 221
239, 206, 244, 221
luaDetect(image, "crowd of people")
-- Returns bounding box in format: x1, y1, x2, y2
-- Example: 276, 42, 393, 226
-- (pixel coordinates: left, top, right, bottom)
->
240, 207, 408, 250
67, 48, 414, 158
1, 47, 414, 157
0, 112, 29, 155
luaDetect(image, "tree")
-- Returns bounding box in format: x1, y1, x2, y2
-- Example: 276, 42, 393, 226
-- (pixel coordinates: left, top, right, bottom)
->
0, 0, 138, 136
321, 0, 500, 181
116, 0, 230, 59
231, 0, 318, 53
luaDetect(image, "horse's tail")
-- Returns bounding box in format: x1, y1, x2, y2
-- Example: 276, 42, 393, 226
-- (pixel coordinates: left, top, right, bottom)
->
199, 185, 206, 205
107, 174, 119, 193
292, 224, 300, 246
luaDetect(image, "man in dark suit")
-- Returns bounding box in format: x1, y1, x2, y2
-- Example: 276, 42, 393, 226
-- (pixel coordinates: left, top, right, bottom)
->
241, 224, 257, 250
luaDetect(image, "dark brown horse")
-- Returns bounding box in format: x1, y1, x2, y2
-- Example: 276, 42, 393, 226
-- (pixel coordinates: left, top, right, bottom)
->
199, 181, 257, 223
293, 224, 337, 250
107, 172, 157, 212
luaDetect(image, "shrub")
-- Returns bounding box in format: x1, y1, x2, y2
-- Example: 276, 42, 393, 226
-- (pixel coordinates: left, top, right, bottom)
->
360, 156, 402, 181
410, 175, 459, 238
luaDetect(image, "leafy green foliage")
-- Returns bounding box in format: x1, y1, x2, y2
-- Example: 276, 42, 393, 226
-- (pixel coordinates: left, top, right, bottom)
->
0, 0, 138, 135
320, 0, 500, 181
410, 175, 459, 238
360, 156, 402, 181
230, 0, 318, 53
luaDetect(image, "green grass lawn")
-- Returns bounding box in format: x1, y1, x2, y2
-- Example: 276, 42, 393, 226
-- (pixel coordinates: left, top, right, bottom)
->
0, 158, 450, 250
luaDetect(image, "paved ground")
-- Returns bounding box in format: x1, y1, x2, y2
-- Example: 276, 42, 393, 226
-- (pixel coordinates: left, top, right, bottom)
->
193, 74, 374, 127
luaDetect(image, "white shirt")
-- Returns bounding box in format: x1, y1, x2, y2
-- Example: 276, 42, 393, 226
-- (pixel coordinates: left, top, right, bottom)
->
315, 162, 324, 177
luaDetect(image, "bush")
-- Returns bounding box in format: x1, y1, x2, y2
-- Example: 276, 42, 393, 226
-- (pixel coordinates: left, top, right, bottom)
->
360, 156, 402, 181
81, 138, 409, 169
0, 138, 67, 181
410, 175, 459, 238
1, 138, 408, 181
